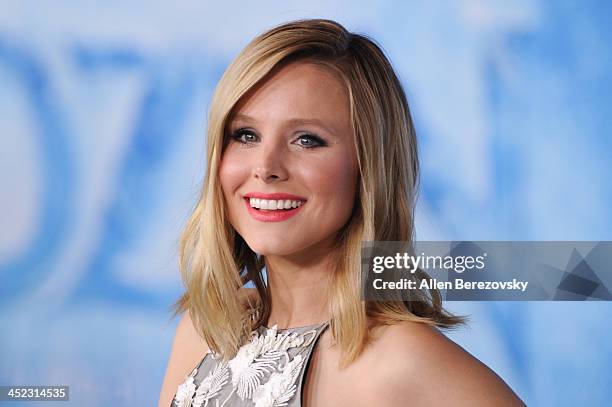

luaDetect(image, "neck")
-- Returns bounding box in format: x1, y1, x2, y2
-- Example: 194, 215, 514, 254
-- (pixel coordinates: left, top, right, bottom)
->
264, 243, 336, 329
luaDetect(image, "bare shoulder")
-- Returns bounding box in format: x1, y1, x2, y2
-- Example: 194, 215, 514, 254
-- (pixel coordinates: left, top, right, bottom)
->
367, 320, 525, 407
158, 310, 209, 407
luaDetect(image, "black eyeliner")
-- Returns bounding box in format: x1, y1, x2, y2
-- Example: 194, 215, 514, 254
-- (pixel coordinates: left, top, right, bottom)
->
297, 134, 328, 148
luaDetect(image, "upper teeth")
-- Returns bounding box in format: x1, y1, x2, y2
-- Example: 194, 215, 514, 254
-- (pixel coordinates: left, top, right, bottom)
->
249, 198, 304, 210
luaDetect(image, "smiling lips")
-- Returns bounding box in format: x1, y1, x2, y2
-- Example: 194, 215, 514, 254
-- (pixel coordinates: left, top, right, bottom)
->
242, 192, 307, 222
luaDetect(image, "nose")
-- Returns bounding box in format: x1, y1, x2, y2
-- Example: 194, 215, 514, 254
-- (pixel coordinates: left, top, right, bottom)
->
253, 140, 289, 183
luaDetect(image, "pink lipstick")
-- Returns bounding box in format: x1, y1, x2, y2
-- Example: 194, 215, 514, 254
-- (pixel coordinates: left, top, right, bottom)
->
243, 194, 306, 222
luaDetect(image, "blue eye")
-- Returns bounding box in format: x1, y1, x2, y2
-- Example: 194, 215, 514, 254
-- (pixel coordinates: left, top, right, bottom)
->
231, 129, 257, 144
296, 134, 327, 149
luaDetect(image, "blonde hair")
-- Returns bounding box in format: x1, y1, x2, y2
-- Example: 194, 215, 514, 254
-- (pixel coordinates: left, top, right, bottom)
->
173, 18, 465, 368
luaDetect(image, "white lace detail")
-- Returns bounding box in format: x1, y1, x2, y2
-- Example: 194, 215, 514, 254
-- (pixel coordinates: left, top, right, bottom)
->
193, 361, 230, 407
173, 324, 321, 407
174, 367, 199, 407
252, 354, 305, 407
229, 324, 316, 401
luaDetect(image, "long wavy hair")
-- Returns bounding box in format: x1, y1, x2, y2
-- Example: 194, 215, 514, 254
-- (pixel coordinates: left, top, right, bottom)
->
173, 18, 465, 368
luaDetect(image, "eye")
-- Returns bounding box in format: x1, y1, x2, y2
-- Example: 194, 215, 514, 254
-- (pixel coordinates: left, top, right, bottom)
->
230, 128, 258, 144
295, 134, 327, 149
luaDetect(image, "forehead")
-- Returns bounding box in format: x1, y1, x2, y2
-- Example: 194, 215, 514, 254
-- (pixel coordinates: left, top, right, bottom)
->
230, 62, 350, 131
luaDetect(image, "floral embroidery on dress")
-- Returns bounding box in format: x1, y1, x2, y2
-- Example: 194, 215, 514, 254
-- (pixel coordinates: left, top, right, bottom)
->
173, 324, 321, 407
174, 367, 199, 407
228, 325, 316, 402
192, 360, 230, 407
252, 354, 305, 407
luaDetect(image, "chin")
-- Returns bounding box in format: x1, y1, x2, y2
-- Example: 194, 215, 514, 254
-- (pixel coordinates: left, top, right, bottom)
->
245, 242, 294, 256
242, 234, 305, 257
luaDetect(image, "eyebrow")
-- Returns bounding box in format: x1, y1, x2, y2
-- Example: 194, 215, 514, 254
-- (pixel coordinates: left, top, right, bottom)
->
230, 113, 339, 136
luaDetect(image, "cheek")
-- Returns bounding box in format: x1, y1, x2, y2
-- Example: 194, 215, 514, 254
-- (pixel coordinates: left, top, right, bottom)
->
219, 157, 245, 222
305, 153, 358, 210
219, 152, 245, 198
219, 154, 247, 231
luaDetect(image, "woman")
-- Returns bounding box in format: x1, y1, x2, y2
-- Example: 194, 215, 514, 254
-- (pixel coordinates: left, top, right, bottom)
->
159, 19, 524, 407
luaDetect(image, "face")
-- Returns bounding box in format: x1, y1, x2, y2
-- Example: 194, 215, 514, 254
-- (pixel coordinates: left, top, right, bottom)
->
219, 61, 359, 260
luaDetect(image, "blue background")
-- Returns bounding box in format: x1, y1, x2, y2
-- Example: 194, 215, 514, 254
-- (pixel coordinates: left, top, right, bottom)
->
1, 1, 611, 405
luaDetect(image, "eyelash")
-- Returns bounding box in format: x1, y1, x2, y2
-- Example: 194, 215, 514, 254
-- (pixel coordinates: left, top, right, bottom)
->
229, 128, 328, 149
